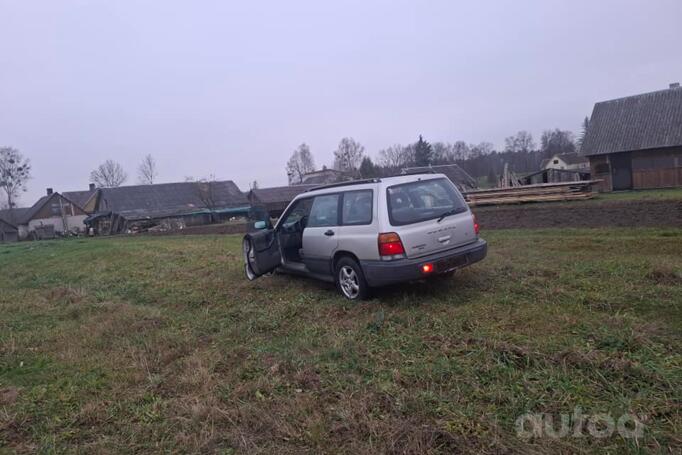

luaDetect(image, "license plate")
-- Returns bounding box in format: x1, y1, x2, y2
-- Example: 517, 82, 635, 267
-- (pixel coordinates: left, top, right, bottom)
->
436, 255, 468, 272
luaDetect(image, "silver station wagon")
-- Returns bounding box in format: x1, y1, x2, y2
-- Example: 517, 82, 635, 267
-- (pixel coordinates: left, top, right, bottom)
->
243, 173, 487, 300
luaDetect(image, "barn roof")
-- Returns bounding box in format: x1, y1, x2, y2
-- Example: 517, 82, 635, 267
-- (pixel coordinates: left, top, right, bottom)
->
402, 164, 478, 190
96, 180, 249, 220
582, 85, 682, 156
249, 185, 317, 204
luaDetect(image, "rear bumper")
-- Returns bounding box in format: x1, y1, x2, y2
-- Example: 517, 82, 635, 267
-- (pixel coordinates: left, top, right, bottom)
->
360, 238, 487, 287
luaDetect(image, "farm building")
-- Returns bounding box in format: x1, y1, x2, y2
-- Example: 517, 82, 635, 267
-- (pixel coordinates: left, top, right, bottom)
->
62, 184, 99, 213
6, 190, 89, 240
541, 153, 589, 172
84, 180, 250, 234
299, 168, 351, 185
248, 184, 317, 218
0, 218, 18, 243
402, 164, 478, 191
582, 83, 682, 192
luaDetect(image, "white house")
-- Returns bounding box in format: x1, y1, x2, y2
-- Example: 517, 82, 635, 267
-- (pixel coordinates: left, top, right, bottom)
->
541, 153, 590, 172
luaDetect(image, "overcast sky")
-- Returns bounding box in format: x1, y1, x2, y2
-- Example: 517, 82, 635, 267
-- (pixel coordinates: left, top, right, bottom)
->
1, 0, 681, 205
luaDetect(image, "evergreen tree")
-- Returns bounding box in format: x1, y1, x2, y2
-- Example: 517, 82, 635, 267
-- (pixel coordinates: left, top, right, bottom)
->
358, 156, 378, 178
413, 135, 433, 167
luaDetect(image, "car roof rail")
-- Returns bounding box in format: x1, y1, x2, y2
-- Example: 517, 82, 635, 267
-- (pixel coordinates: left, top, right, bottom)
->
399, 168, 438, 176
306, 178, 381, 192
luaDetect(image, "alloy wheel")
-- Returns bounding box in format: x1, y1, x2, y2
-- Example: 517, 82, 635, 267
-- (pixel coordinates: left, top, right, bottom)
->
339, 265, 360, 299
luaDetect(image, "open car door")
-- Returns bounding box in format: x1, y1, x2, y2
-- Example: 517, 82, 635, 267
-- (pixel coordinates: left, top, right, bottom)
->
243, 229, 281, 280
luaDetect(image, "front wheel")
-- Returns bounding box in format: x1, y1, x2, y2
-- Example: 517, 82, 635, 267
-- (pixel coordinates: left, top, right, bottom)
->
335, 257, 370, 301
243, 238, 257, 280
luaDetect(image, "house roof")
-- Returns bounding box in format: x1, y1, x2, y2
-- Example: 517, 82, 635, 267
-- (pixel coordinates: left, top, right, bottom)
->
0, 207, 30, 226
17, 192, 86, 225
62, 190, 97, 208
401, 164, 478, 190
582, 85, 682, 156
96, 180, 249, 220
300, 168, 351, 185
541, 153, 589, 168
249, 185, 317, 204
0, 217, 18, 231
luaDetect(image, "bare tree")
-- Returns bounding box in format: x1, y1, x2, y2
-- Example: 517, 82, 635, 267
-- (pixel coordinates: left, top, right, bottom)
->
469, 142, 494, 157
333, 137, 365, 173
90, 160, 128, 188
250, 180, 259, 190
449, 141, 470, 161
137, 154, 158, 185
504, 131, 536, 153
286, 143, 316, 184
541, 129, 576, 157
0, 147, 31, 209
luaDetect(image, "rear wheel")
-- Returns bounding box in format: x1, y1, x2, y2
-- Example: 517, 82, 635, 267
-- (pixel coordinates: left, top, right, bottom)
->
335, 257, 369, 301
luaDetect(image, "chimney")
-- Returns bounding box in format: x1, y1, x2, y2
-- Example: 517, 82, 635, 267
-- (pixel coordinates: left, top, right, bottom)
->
46, 188, 53, 196
670, 82, 680, 89
89, 183, 96, 191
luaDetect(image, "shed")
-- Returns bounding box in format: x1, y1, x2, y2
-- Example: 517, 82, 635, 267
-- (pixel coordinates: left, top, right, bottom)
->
582, 83, 682, 191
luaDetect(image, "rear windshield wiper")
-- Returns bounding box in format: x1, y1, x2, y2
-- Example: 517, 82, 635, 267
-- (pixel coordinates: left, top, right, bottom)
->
437, 207, 466, 223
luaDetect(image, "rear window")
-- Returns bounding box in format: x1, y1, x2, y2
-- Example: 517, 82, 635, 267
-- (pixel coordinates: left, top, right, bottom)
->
342, 190, 373, 225
386, 178, 467, 226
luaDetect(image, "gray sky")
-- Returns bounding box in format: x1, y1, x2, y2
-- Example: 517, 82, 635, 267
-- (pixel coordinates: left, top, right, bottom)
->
2, 0, 681, 206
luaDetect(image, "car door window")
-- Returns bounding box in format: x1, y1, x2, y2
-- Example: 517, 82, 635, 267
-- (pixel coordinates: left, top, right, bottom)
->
281, 198, 313, 228
308, 194, 340, 227
342, 190, 373, 225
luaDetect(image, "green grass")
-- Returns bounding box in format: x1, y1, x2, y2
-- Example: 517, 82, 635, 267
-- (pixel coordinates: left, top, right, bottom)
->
594, 187, 682, 202
1, 230, 680, 453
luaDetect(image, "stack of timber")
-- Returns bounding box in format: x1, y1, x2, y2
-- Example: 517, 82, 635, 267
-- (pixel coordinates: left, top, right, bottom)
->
463, 180, 598, 206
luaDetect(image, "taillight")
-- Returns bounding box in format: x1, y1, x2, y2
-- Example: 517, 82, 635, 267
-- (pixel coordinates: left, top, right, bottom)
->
473, 214, 480, 235
378, 232, 406, 258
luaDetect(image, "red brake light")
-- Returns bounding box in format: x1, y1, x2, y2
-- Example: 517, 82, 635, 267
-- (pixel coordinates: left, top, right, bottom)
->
422, 263, 434, 274
473, 214, 480, 235
378, 232, 405, 256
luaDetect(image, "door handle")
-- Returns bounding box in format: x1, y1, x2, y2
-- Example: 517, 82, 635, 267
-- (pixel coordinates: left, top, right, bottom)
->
324, 229, 335, 236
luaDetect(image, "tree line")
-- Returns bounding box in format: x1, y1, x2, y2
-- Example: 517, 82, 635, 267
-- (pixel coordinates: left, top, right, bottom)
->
0, 148, 161, 210
286, 125, 586, 185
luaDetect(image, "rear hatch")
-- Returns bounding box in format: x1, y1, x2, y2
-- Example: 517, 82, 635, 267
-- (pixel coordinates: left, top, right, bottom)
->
386, 177, 477, 258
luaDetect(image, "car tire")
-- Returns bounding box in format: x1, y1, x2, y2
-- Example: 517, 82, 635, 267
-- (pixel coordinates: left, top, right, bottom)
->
335, 257, 370, 301
243, 238, 257, 280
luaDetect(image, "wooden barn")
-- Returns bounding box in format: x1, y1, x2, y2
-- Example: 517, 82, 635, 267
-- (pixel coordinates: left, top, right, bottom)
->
582, 83, 682, 192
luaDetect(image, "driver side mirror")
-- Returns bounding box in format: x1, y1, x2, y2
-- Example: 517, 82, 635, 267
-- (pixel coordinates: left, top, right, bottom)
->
254, 220, 267, 230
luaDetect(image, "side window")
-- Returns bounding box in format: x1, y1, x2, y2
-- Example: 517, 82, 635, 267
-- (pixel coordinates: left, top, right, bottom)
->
308, 194, 339, 227
342, 190, 373, 225
282, 198, 313, 227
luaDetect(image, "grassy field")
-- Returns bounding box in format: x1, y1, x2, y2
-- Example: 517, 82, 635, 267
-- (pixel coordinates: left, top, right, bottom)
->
1, 229, 680, 453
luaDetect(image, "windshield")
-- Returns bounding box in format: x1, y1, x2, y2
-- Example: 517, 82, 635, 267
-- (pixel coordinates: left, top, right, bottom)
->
386, 178, 468, 226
